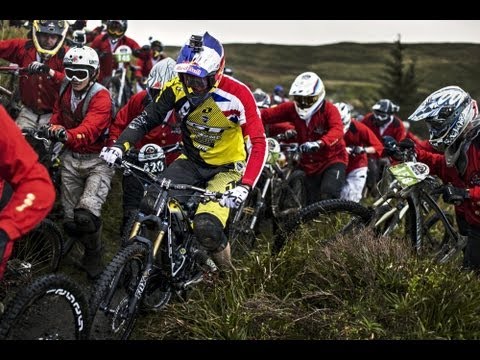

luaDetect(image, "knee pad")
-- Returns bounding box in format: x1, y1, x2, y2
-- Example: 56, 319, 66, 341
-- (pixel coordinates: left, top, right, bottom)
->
193, 213, 227, 253
74, 208, 101, 234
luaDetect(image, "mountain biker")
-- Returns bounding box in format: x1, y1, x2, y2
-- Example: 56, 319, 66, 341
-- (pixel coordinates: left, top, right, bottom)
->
0, 105, 55, 282
408, 85, 480, 272
270, 84, 289, 106
134, 37, 168, 92
0, 20, 69, 129
108, 57, 182, 236
90, 20, 147, 84
335, 102, 384, 202
100, 32, 267, 271
45, 46, 115, 279
362, 99, 406, 197
261, 72, 347, 204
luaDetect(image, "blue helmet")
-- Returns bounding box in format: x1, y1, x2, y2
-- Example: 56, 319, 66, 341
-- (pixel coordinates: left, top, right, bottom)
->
174, 32, 225, 106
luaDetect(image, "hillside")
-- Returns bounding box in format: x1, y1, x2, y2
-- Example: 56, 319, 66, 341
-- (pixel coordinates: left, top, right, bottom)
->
167, 41, 480, 117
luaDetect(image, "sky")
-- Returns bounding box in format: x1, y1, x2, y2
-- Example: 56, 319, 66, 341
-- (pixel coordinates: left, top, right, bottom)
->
84, 20, 480, 47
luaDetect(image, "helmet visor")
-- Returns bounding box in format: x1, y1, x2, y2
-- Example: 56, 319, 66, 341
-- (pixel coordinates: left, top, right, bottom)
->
293, 95, 319, 109
65, 68, 90, 81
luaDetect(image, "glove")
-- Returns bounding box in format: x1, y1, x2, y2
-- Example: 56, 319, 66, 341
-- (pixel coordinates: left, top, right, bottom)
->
284, 129, 297, 140
398, 138, 416, 150
27, 61, 50, 75
219, 185, 250, 209
443, 184, 469, 205
300, 141, 321, 153
100, 146, 123, 167
47, 125, 67, 142
351, 146, 366, 155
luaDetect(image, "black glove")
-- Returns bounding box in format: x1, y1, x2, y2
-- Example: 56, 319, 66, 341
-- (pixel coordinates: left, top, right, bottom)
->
351, 146, 366, 155
443, 184, 469, 205
27, 61, 50, 75
47, 125, 68, 142
398, 138, 415, 150
284, 129, 297, 140
0, 229, 9, 263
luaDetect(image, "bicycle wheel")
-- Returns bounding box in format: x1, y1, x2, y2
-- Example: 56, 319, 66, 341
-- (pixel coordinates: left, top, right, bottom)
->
10, 218, 63, 277
228, 187, 262, 257
407, 194, 458, 262
0, 273, 89, 340
88, 243, 151, 340
273, 199, 373, 254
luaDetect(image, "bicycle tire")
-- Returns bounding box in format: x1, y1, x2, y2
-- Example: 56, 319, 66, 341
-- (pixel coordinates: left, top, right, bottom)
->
407, 194, 458, 262
273, 199, 373, 254
0, 273, 89, 340
88, 243, 151, 340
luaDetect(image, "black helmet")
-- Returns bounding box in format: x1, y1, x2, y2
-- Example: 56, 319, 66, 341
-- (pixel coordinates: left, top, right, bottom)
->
106, 20, 128, 39
372, 99, 400, 125
224, 67, 233, 76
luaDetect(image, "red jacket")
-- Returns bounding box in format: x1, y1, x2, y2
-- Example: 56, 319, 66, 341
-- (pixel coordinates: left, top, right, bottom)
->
50, 84, 112, 153
0, 106, 55, 277
90, 34, 146, 83
0, 39, 67, 114
109, 90, 181, 165
362, 113, 406, 158
261, 101, 347, 176
417, 138, 480, 227
344, 119, 384, 173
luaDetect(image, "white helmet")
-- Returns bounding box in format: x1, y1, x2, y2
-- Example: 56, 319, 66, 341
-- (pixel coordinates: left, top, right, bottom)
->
146, 57, 176, 100
289, 72, 325, 120
334, 102, 352, 134
63, 46, 99, 70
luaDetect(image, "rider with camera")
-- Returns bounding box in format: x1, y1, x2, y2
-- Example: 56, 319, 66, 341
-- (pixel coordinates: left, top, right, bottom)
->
0, 20, 69, 129
45, 46, 115, 279
100, 32, 267, 272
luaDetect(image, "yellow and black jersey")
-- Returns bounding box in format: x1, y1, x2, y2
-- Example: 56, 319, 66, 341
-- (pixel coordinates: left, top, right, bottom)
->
116, 75, 267, 188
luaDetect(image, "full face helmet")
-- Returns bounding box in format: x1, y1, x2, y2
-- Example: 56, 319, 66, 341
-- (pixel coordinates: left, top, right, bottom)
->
146, 57, 176, 101
63, 46, 100, 82
32, 20, 69, 58
371, 99, 399, 126
253, 88, 271, 109
106, 20, 128, 40
408, 86, 478, 155
334, 102, 352, 134
174, 32, 225, 107
289, 72, 326, 120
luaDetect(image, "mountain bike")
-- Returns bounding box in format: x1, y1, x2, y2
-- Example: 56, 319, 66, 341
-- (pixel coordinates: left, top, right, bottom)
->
88, 153, 222, 340
0, 64, 26, 118
228, 136, 306, 256
0, 273, 89, 340
274, 139, 466, 264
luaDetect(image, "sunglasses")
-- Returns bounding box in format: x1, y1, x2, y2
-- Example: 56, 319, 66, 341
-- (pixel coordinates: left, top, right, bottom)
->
293, 95, 319, 109
65, 67, 90, 81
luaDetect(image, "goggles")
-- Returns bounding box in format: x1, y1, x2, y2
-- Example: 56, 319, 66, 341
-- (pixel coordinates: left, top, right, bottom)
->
108, 23, 125, 37
373, 111, 390, 121
183, 74, 209, 91
65, 67, 90, 82
293, 95, 319, 109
